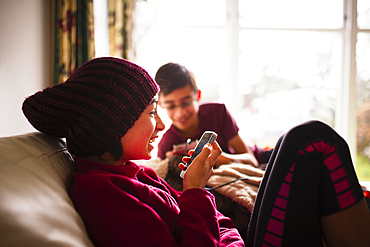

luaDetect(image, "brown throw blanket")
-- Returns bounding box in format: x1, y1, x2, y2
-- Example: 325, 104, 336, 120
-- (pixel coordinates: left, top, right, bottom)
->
142, 156, 265, 240
206, 163, 264, 212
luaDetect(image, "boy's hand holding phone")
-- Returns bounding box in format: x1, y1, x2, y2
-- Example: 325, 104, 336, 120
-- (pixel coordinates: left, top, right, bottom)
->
180, 131, 221, 191
179, 131, 217, 178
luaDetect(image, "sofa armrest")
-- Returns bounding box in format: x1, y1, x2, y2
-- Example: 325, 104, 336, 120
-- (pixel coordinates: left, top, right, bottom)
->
0, 132, 94, 247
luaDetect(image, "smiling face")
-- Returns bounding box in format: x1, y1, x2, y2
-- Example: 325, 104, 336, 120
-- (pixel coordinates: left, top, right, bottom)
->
159, 85, 201, 136
118, 97, 165, 163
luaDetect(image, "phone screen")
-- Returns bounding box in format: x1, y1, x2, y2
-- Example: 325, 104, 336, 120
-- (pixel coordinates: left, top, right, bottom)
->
189, 132, 217, 163
180, 131, 217, 178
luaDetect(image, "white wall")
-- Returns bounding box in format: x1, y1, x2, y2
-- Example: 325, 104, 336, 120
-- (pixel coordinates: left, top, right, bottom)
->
0, 0, 50, 137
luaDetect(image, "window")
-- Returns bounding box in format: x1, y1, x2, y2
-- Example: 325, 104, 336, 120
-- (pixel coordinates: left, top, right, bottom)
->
355, 0, 370, 181
132, 0, 370, 180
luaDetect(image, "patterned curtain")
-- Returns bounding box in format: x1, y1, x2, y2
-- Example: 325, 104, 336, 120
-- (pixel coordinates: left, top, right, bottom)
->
108, 0, 134, 59
53, 0, 95, 85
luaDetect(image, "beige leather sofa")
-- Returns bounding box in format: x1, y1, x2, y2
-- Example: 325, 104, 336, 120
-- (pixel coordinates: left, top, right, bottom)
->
0, 132, 94, 246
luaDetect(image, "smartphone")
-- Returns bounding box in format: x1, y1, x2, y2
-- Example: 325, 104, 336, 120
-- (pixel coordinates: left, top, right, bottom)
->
180, 131, 218, 178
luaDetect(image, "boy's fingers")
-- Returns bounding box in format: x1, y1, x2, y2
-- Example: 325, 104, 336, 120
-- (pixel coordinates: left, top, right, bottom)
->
193, 143, 212, 165
178, 163, 185, 170
182, 156, 190, 163
212, 141, 222, 153
207, 142, 221, 164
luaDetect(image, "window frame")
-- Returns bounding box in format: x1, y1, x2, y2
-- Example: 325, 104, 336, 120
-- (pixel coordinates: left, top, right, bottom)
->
220, 0, 365, 162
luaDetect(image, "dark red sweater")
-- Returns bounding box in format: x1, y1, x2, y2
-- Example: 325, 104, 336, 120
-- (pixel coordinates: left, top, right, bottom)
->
68, 157, 244, 246
158, 103, 240, 159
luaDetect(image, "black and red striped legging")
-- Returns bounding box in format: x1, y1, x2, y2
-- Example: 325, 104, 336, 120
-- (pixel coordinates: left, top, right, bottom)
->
246, 120, 364, 247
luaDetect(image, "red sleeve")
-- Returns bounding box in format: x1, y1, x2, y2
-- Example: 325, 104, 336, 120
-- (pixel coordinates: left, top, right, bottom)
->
178, 189, 244, 247
70, 171, 244, 247
198, 103, 240, 153
70, 172, 178, 246
218, 104, 240, 141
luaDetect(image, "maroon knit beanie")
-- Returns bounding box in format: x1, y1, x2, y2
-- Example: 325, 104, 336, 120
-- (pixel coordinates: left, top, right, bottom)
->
22, 57, 159, 157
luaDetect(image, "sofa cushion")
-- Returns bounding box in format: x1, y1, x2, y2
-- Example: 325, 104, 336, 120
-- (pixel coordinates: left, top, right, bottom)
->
0, 132, 94, 247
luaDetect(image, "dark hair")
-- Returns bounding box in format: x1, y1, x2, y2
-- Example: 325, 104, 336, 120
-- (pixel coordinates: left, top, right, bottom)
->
155, 63, 198, 97
106, 142, 123, 161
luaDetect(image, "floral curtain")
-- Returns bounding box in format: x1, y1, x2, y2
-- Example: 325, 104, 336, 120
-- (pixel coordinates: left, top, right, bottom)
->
53, 0, 95, 85
108, 0, 134, 59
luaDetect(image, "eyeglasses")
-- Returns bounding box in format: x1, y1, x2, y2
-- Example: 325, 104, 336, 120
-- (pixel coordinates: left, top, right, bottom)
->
162, 99, 194, 111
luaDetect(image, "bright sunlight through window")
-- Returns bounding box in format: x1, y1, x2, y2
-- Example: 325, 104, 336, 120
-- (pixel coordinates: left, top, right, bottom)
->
95, 0, 370, 181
